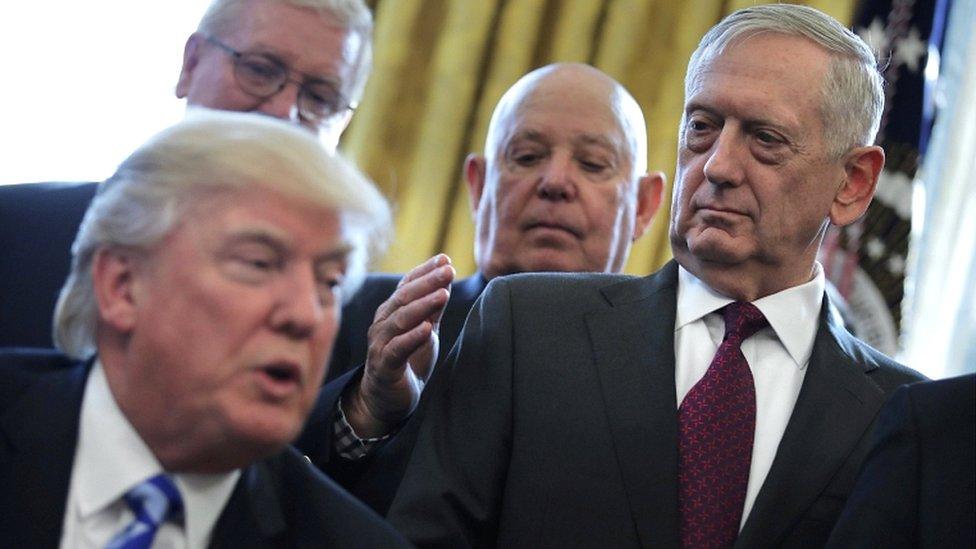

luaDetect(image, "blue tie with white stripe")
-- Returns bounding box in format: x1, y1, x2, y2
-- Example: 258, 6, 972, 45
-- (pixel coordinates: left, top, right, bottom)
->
105, 474, 183, 549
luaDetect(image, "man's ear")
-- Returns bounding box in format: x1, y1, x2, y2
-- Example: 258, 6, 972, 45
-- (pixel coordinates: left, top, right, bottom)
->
631, 171, 666, 240
175, 33, 204, 99
464, 154, 488, 219
830, 145, 885, 227
92, 248, 141, 334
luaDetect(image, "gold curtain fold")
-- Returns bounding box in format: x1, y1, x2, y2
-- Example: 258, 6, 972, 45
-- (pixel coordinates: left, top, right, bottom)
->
343, 0, 857, 278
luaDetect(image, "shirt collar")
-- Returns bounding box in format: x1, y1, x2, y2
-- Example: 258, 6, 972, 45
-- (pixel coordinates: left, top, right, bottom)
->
676, 264, 825, 368
74, 360, 240, 547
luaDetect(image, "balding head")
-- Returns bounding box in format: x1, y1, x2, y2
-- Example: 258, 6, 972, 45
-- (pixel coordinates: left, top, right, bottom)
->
485, 63, 648, 179
465, 63, 664, 279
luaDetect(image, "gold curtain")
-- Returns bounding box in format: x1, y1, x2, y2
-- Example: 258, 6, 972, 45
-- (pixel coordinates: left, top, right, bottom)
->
342, 0, 857, 277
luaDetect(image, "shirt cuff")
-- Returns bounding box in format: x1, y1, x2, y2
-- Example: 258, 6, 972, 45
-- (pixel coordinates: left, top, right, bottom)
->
333, 398, 392, 460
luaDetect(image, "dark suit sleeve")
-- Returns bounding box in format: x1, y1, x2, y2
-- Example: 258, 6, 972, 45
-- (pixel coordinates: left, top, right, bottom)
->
386, 280, 515, 548
293, 368, 374, 488
827, 384, 920, 548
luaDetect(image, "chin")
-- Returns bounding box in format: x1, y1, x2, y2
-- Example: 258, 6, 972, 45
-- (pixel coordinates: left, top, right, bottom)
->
228, 410, 303, 453
681, 229, 751, 264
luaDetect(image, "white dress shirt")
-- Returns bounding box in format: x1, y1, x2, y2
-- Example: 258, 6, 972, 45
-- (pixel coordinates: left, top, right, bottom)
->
60, 361, 240, 549
674, 264, 825, 528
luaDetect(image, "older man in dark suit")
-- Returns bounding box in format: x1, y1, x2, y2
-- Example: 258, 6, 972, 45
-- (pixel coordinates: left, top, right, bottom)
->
828, 374, 975, 547
0, 0, 373, 349
377, 5, 926, 547
296, 62, 666, 514
0, 111, 407, 548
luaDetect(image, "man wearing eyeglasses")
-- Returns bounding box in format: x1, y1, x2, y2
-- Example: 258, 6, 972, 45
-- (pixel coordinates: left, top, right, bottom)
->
176, 0, 371, 152
0, 0, 373, 350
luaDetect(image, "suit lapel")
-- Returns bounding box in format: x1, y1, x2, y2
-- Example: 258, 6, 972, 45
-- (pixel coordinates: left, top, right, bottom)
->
209, 459, 288, 548
0, 360, 89, 546
736, 299, 888, 547
585, 262, 681, 548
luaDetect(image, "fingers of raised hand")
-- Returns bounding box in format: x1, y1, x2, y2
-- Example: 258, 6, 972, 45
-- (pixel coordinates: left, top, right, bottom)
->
374, 260, 454, 324
367, 288, 449, 371
397, 253, 451, 288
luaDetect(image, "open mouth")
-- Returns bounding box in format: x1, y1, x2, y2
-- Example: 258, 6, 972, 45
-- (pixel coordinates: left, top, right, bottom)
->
256, 362, 302, 398
264, 364, 298, 382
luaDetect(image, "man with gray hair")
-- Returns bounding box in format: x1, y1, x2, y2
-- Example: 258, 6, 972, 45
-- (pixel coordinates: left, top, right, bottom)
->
0, 0, 373, 349
383, 5, 924, 547
0, 111, 409, 547
176, 0, 373, 152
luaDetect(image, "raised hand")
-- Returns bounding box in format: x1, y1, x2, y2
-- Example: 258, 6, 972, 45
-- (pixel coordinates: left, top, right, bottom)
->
343, 254, 455, 437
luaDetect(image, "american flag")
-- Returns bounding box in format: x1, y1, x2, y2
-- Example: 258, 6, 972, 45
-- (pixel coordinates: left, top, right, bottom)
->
820, 0, 950, 355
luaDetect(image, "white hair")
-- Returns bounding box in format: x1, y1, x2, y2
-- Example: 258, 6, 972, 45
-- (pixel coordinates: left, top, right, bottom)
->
198, 0, 373, 104
686, 3, 884, 157
54, 109, 391, 358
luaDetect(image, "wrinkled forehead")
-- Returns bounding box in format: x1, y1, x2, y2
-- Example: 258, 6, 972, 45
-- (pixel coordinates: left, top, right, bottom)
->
221, 1, 361, 83
492, 80, 635, 160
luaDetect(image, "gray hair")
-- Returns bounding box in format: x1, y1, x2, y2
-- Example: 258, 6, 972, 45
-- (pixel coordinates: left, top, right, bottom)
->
198, 0, 373, 104
54, 109, 391, 359
686, 3, 884, 157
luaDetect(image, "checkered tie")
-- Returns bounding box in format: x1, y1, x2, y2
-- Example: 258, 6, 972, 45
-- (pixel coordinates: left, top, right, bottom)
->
105, 474, 183, 549
678, 301, 768, 549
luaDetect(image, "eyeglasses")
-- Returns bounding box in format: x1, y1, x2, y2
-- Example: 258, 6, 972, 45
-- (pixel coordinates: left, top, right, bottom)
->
205, 35, 356, 126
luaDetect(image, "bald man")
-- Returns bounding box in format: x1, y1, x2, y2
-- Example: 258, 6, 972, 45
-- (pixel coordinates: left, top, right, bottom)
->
296, 63, 665, 514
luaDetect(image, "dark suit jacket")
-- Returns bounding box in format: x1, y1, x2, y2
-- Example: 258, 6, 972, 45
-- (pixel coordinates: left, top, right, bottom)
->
0, 182, 98, 349
296, 273, 487, 514
0, 349, 411, 548
386, 262, 926, 548
827, 374, 975, 548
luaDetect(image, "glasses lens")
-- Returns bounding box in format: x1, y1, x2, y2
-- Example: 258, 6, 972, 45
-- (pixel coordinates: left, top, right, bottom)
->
234, 54, 286, 97
299, 81, 345, 121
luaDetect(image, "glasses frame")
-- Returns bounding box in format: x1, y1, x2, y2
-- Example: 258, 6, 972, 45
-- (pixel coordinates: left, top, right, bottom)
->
204, 35, 356, 126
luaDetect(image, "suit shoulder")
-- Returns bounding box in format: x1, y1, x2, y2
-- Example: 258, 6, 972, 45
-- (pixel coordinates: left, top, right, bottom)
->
904, 374, 976, 425
907, 373, 975, 401
487, 272, 637, 302
0, 349, 80, 407
830, 328, 925, 390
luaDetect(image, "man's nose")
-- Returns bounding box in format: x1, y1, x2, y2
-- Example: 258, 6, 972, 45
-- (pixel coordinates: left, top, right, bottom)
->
702, 127, 746, 187
269, 268, 326, 340
256, 81, 303, 125
537, 153, 578, 201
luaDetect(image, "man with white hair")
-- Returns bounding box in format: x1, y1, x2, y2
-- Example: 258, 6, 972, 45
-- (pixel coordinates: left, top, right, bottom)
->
0, 111, 409, 548
176, 0, 372, 152
0, 0, 373, 348
383, 5, 925, 547
296, 62, 665, 515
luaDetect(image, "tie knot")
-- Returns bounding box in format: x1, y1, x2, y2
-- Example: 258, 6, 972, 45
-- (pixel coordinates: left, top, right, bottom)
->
107, 474, 183, 549
722, 301, 768, 343
123, 474, 183, 526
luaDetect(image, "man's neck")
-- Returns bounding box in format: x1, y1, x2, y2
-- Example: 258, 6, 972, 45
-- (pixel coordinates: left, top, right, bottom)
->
679, 259, 819, 302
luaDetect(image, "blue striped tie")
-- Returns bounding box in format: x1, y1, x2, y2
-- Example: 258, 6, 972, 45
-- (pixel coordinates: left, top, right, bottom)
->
105, 474, 183, 549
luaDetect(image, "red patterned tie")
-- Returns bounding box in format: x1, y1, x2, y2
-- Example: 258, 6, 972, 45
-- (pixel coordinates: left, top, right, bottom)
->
678, 301, 768, 549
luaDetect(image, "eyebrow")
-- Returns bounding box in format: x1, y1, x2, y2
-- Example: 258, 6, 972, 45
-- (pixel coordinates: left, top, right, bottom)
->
572, 134, 621, 154
223, 229, 352, 264
509, 130, 621, 152
244, 43, 344, 85
314, 245, 353, 266
688, 100, 801, 133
